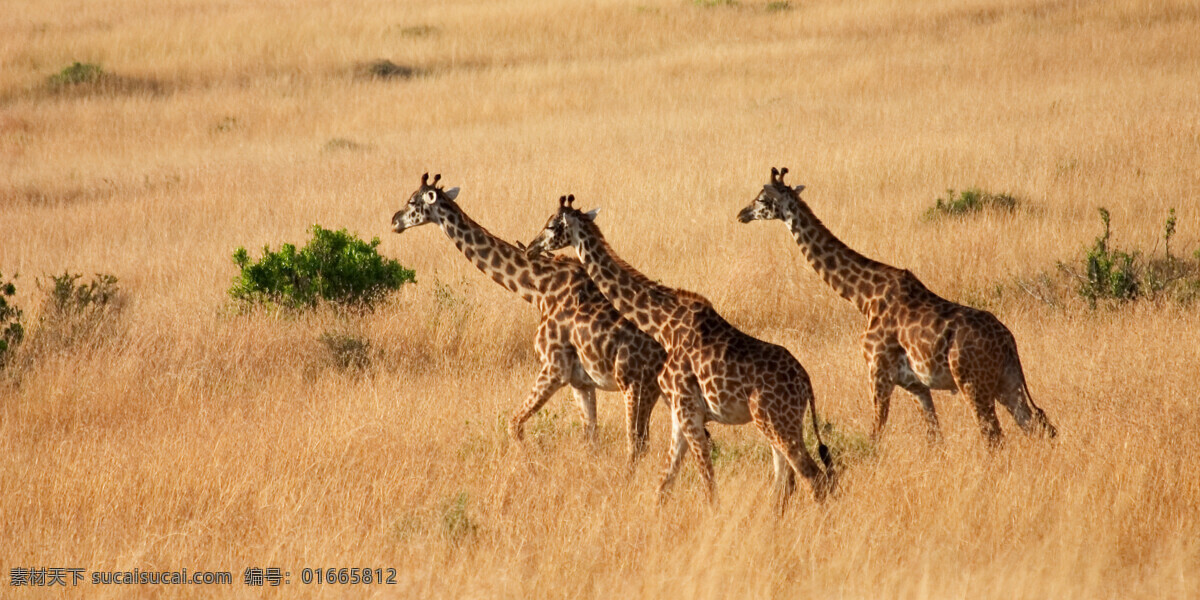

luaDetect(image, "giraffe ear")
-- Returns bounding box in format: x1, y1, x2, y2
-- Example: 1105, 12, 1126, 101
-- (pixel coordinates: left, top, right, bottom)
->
584, 208, 601, 221
793, 185, 805, 194
444, 187, 460, 200
423, 190, 438, 204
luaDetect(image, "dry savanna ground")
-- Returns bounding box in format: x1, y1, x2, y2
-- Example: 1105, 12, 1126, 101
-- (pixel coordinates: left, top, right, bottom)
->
2, 0, 1200, 597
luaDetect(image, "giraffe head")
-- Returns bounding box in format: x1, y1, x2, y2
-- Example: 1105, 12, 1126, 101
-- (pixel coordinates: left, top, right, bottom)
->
391, 172, 461, 233
523, 194, 600, 258
736, 167, 806, 224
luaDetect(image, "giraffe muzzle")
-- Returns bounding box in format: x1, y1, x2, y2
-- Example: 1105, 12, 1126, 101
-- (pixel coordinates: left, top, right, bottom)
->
736, 207, 756, 223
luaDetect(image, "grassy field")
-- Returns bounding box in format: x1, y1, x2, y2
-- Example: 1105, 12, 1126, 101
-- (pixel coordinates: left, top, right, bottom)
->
2, 0, 1199, 597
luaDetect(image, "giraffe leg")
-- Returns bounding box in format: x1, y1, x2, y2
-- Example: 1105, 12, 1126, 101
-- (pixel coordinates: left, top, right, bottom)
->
656, 402, 689, 504
770, 447, 797, 514
869, 358, 897, 444
620, 386, 641, 470
677, 392, 716, 505
750, 392, 827, 514
612, 342, 640, 467
898, 380, 941, 443
949, 338, 1003, 447
955, 377, 1002, 447
863, 327, 898, 443
968, 388, 1003, 448
571, 386, 599, 449
623, 382, 658, 472
509, 362, 568, 442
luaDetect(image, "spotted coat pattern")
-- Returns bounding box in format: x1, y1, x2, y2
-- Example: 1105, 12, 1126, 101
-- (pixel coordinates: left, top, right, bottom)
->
526, 196, 834, 512
392, 175, 666, 466
737, 167, 1056, 446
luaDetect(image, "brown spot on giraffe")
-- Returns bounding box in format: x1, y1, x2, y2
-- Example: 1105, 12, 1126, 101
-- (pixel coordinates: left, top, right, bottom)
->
737, 167, 1056, 446
525, 194, 834, 513
391, 174, 667, 468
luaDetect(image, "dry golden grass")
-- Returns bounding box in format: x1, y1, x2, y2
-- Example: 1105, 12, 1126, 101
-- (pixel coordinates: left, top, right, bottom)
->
2, 0, 1200, 597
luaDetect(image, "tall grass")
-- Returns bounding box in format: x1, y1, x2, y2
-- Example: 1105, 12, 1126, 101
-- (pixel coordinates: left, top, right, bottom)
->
2, 0, 1199, 597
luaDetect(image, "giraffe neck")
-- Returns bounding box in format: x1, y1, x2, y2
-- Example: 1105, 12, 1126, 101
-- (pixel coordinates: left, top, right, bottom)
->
783, 207, 890, 314
572, 221, 677, 345
434, 204, 557, 306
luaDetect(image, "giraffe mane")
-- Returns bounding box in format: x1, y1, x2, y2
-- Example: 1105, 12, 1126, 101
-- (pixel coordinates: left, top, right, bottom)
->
572, 210, 707, 307
439, 200, 530, 258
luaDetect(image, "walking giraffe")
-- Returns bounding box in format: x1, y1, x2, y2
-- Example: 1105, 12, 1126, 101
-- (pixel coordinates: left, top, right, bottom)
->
391, 174, 665, 467
525, 195, 834, 512
737, 167, 1056, 446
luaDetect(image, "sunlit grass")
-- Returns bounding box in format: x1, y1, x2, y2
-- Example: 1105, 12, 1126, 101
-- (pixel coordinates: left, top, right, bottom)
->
1, 0, 1199, 597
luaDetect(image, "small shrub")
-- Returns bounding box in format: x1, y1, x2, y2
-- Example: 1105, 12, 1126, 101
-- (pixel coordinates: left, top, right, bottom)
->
34, 272, 124, 351
440, 492, 478, 541
45, 272, 120, 313
318, 330, 371, 371
694, 0, 737, 7
709, 419, 870, 471
812, 420, 875, 467
925, 188, 1019, 220
710, 437, 772, 469
230, 224, 415, 310
0, 272, 24, 365
212, 116, 238, 133
44, 61, 163, 96
395, 25, 436, 38
356, 59, 416, 80
766, 1, 792, 11
48, 62, 105, 87
527, 407, 580, 440
1040, 207, 1200, 308
1079, 208, 1140, 305
322, 138, 371, 152
1007, 208, 1197, 309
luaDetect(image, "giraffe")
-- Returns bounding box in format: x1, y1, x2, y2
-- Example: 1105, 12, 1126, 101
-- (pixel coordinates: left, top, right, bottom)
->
736, 167, 1056, 446
524, 195, 834, 512
391, 174, 666, 467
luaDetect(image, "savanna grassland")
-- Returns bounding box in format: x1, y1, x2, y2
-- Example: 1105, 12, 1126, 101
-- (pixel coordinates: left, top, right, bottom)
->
3, 0, 1200, 597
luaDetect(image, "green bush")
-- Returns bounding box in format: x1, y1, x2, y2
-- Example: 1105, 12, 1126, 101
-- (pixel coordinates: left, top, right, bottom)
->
1080, 208, 1140, 305
925, 188, 1019, 220
48, 62, 105, 87
230, 224, 415, 310
0, 272, 24, 365
1058, 207, 1200, 307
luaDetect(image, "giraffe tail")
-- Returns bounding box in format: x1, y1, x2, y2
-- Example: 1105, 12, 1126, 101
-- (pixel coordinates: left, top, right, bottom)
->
1013, 343, 1057, 439
808, 392, 833, 472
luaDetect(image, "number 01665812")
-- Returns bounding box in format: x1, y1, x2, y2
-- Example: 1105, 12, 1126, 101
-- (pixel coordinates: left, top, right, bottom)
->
299, 568, 397, 585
